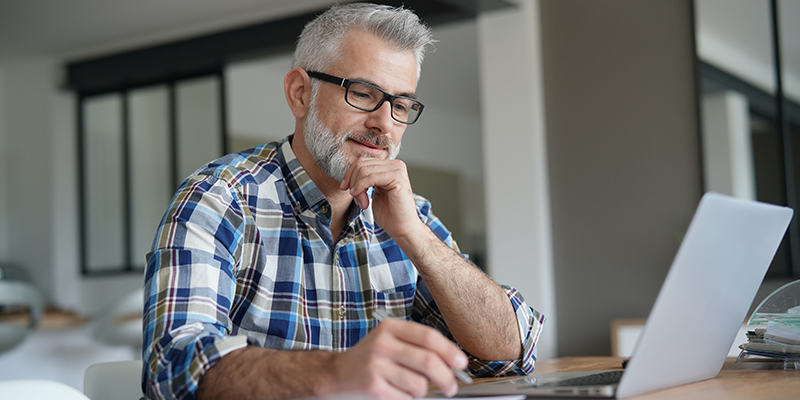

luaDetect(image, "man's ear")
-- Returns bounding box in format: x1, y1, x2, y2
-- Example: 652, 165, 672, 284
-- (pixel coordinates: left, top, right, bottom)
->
284, 68, 312, 119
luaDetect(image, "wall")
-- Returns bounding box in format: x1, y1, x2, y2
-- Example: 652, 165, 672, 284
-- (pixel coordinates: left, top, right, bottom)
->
0, 64, 8, 260
1, 57, 58, 299
541, 0, 702, 356
477, 0, 557, 360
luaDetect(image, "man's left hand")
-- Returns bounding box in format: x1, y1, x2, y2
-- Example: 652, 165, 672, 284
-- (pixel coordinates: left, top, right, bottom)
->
340, 158, 425, 242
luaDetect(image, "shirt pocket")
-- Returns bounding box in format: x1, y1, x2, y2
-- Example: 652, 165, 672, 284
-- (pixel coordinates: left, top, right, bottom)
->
371, 287, 416, 321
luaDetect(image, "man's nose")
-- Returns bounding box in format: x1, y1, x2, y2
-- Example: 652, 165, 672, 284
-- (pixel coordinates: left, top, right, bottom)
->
365, 100, 395, 134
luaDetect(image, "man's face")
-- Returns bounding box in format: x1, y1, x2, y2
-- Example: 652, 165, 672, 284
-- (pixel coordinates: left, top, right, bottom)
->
303, 29, 418, 182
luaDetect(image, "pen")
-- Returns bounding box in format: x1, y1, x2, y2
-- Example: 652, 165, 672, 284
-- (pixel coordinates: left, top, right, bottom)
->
372, 308, 473, 384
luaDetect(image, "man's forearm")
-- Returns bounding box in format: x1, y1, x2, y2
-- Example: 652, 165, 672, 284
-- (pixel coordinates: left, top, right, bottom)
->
197, 346, 336, 400
196, 319, 469, 400
400, 226, 522, 361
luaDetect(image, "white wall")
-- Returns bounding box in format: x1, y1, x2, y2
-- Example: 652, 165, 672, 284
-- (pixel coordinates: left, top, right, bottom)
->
1, 57, 58, 300
0, 64, 8, 260
226, 54, 295, 144
477, 0, 557, 361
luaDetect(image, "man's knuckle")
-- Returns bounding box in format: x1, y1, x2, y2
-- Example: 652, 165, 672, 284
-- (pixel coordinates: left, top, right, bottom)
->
421, 353, 439, 371
420, 329, 439, 347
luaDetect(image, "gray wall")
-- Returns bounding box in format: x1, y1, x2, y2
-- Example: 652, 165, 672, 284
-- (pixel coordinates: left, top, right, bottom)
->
541, 0, 703, 356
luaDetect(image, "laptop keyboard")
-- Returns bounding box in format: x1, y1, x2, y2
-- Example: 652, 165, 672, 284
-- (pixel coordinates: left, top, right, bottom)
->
541, 370, 624, 387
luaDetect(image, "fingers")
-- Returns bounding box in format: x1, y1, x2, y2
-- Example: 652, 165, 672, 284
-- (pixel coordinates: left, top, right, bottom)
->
379, 318, 468, 371
340, 158, 410, 210
371, 357, 430, 399
337, 318, 469, 399
372, 319, 467, 397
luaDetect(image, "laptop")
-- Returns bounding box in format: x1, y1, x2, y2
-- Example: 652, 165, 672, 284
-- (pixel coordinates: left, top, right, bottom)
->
456, 192, 793, 398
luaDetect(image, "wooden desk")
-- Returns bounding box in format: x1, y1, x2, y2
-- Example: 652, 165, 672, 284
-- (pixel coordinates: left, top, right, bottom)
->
457, 356, 800, 399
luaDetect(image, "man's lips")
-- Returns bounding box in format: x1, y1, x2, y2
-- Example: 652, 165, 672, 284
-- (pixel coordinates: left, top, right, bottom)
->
349, 138, 384, 152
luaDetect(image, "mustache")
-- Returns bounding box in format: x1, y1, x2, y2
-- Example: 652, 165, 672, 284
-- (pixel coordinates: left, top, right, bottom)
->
343, 130, 393, 149
342, 130, 399, 158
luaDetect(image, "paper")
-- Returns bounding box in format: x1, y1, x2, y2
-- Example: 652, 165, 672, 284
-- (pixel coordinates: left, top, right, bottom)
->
418, 396, 525, 400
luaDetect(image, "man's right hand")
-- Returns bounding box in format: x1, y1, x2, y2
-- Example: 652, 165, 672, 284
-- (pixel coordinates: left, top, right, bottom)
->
328, 317, 469, 399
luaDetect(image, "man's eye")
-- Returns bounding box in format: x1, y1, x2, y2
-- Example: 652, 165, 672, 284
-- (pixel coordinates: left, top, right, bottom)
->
351, 90, 372, 100
393, 102, 409, 114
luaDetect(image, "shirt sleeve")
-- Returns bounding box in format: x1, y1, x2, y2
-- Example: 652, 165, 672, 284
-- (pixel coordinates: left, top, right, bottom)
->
410, 195, 546, 377
142, 171, 250, 400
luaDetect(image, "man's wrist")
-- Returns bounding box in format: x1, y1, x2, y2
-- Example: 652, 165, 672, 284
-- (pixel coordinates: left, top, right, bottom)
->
197, 346, 339, 400
391, 220, 439, 261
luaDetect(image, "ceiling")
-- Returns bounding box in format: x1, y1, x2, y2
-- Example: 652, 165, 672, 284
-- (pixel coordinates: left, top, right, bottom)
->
1, 0, 797, 91
0, 0, 338, 59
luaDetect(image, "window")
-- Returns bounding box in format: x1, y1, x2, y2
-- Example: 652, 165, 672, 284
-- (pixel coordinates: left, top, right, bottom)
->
78, 74, 225, 274
695, 0, 800, 277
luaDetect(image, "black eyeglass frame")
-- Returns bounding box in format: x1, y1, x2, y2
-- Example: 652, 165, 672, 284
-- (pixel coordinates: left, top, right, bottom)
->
306, 70, 424, 125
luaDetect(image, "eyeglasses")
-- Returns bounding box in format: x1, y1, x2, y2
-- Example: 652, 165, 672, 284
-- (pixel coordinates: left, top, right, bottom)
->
306, 71, 424, 125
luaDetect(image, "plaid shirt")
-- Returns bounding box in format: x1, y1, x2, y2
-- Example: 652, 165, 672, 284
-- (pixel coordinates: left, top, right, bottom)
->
142, 136, 545, 400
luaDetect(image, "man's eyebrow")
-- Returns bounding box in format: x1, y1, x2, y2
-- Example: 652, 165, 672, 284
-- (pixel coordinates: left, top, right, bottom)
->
356, 77, 418, 99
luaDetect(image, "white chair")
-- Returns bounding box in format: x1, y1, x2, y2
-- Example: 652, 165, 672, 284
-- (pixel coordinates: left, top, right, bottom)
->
0, 267, 45, 354
91, 288, 144, 354
0, 379, 91, 400
84, 359, 144, 400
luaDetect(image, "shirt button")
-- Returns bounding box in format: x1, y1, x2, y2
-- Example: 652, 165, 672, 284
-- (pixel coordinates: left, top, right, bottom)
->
320, 205, 329, 214
338, 306, 346, 319
293, 205, 301, 213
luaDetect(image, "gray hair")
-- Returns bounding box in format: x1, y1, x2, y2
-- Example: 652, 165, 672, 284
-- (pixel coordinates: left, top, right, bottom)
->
293, 3, 435, 81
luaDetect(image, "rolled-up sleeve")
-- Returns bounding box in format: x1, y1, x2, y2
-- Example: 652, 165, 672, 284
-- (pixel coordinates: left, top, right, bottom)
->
466, 284, 545, 376
142, 171, 250, 400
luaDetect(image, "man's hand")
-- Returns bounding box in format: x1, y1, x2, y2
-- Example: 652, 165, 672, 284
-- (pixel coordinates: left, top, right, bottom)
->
330, 317, 468, 399
340, 158, 425, 242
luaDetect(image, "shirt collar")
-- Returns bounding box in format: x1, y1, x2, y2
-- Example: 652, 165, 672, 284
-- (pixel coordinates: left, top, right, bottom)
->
276, 136, 372, 229
277, 136, 329, 216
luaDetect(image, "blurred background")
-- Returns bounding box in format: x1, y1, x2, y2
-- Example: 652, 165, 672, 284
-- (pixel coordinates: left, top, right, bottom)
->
0, 0, 798, 392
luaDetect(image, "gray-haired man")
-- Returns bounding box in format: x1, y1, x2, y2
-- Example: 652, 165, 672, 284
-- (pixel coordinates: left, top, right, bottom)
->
143, 4, 544, 400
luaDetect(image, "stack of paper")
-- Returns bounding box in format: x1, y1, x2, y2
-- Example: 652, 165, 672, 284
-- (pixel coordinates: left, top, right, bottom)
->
740, 306, 800, 359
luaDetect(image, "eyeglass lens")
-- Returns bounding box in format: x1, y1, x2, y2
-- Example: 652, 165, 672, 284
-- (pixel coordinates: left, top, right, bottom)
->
346, 82, 422, 124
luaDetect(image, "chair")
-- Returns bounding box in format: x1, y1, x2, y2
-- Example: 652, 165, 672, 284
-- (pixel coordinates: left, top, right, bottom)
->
84, 359, 144, 400
0, 265, 45, 354
90, 288, 144, 354
0, 379, 91, 400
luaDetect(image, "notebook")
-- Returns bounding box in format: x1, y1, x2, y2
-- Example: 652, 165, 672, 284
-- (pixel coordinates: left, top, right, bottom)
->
456, 192, 793, 398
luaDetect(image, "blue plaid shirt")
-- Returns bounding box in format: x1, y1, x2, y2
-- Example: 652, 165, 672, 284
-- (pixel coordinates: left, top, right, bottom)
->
142, 136, 545, 400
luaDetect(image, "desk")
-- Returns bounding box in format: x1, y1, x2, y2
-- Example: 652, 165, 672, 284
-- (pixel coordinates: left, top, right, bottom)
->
458, 356, 800, 399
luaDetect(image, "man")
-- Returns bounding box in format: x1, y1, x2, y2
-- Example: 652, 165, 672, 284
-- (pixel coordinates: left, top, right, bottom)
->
143, 3, 544, 400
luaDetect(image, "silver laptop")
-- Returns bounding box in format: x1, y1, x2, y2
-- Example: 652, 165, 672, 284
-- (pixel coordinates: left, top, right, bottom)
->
457, 192, 793, 398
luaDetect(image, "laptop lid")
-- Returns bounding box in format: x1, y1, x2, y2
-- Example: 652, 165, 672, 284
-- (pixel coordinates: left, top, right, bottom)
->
615, 192, 792, 397
455, 193, 792, 398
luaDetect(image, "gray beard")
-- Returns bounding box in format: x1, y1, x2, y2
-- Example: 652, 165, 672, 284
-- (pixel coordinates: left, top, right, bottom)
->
303, 102, 401, 182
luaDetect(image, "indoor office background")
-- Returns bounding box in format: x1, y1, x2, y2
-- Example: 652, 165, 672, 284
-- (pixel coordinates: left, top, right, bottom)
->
0, 0, 798, 392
